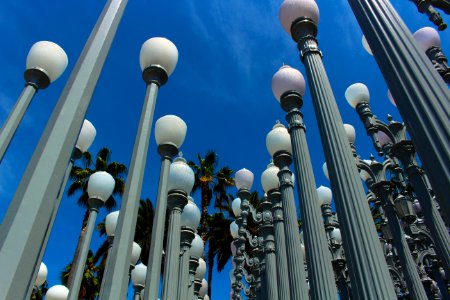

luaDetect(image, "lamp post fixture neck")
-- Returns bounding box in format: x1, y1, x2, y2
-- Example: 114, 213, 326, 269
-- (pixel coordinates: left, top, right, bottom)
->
290, 18, 322, 60
24, 68, 51, 90
425, 46, 450, 83
157, 143, 179, 161
142, 65, 168, 87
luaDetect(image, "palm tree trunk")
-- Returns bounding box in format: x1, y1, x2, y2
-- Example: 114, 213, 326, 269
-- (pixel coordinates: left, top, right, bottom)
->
66, 209, 90, 290
199, 185, 210, 240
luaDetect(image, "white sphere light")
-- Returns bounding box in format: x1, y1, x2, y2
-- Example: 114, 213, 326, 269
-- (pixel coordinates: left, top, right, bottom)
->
377, 131, 393, 147
76, 120, 96, 153
413, 27, 441, 52
131, 263, 147, 287
387, 90, 397, 107
46, 285, 69, 300
261, 162, 280, 193
35, 262, 48, 287
199, 279, 208, 297
130, 242, 142, 267
230, 241, 237, 256
232, 198, 242, 217
87, 171, 115, 202
331, 228, 342, 243
26, 41, 68, 82
317, 186, 332, 206
271, 65, 306, 101
105, 211, 119, 237
230, 221, 239, 239
343, 124, 356, 144
181, 197, 201, 229
204, 295, 210, 300
190, 234, 204, 258
266, 122, 292, 156
361, 35, 373, 56
345, 83, 370, 108
235, 168, 254, 190
167, 156, 195, 194
139, 37, 179, 75
195, 258, 207, 280
279, 0, 320, 33
322, 162, 329, 180
154, 115, 187, 148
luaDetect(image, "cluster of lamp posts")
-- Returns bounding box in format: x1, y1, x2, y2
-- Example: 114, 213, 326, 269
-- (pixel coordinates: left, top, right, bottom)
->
0, 0, 449, 299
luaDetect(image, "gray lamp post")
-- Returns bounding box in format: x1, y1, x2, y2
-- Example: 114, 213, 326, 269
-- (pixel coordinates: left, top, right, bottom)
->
177, 198, 201, 300
46, 285, 70, 300
346, 0, 450, 219
271, 65, 338, 300
410, 0, 447, 30
144, 114, 187, 300
0, 0, 127, 297
193, 258, 206, 300
100, 38, 179, 300
0, 41, 68, 162
278, 0, 396, 298
131, 263, 147, 300
187, 234, 204, 300
162, 155, 195, 300
230, 221, 243, 300
267, 123, 309, 299
68, 171, 115, 300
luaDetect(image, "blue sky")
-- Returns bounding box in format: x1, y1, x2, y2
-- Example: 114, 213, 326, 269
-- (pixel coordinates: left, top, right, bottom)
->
0, 0, 448, 299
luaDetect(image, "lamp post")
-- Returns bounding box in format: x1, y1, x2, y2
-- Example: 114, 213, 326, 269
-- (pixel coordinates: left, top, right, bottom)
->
278, 0, 396, 298
267, 123, 309, 299
162, 155, 195, 300
0, 1, 128, 296
46, 285, 70, 300
410, 0, 447, 30
144, 114, 187, 300
131, 263, 147, 300
68, 171, 115, 300
193, 258, 206, 300
230, 220, 242, 299
187, 234, 204, 300
271, 65, 338, 300
100, 38, 179, 300
0, 41, 68, 162
198, 279, 208, 300
178, 198, 201, 300
346, 0, 450, 217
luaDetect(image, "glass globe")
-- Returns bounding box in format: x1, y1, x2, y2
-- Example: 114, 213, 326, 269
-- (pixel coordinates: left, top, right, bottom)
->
377, 131, 393, 147
139, 37, 178, 75
322, 162, 329, 180
181, 197, 201, 229
190, 233, 204, 258
266, 122, 292, 156
87, 171, 115, 202
131, 263, 147, 287
130, 242, 142, 267
204, 295, 210, 300
35, 262, 48, 287
154, 115, 187, 148
230, 241, 236, 256
362, 35, 373, 56
387, 90, 396, 107
279, 0, 320, 33
317, 186, 332, 206
343, 124, 356, 144
167, 156, 195, 194
195, 258, 207, 280
413, 27, 441, 52
271, 65, 306, 101
232, 198, 241, 217
230, 221, 239, 239
235, 168, 254, 190
261, 162, 280, 193
331, 228, 342, 243
46, 285, 69, 300
75, 120, 96, 153
105, 211, 119, 237
26, 41, 68, 82
199, 279, 208, 297
345, 83, 370, 108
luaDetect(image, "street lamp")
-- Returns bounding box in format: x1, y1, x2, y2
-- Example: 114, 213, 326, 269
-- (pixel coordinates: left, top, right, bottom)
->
272, 64, 338, 299
46, 285, 70, 300
101, 38, 179, 300
278, 0, 396, 297
193, 258, 206, 299
0, 1, 128, 296
131, 263, 147, 300
188, 234, 204, 300
198, 279, 208, 300
68, 171, 115, 300
144, 114, 187, 300
0, 41, 68, 162
34, 262, 48, 289
162, 154, 195, 300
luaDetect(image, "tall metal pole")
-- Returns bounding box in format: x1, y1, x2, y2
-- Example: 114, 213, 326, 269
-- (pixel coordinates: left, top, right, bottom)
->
0, 1, 127, 297
161, 190, 188, 300
280, 92, 338, 299
177, 227, 195, 300
290, 18, 396, 299
68, 198, 103, 300
188, 258, 199, 300
347, 0, 450, 222
233, 216, 245, 300
143, 144, 178, 300
272, 152, 309, 299
267, 189, 291, 300
99, 66, 167, 299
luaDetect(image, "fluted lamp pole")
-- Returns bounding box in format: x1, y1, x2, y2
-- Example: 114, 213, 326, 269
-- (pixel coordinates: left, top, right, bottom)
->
100, 38, 179, 300
144, 114, 187, 300
68, 171, 115, 300
0, 41, 68, 162
230, 221, 242, 300
271, 65, 338, 300
131, 263, 147, 300
266, 122, 309, 299
162, 155, 195, 300
178, 198, 201, 300
278, 0, 396, 298
187, 234, 204, 300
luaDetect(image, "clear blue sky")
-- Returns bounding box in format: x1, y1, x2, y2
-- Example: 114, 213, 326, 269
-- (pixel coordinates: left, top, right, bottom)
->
0, 0, 447, 299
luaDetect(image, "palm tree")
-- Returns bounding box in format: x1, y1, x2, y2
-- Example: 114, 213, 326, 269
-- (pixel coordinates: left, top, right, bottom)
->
65, 147, 127, 289
188, 151, 234, 238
